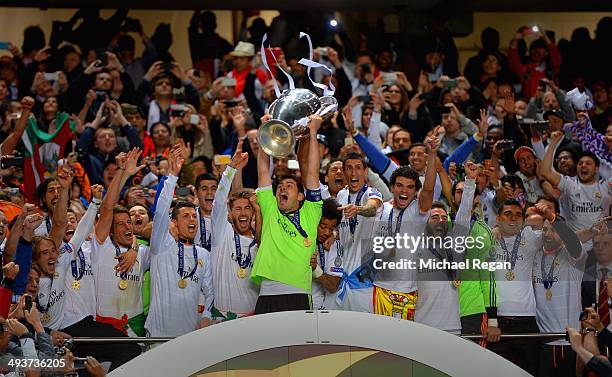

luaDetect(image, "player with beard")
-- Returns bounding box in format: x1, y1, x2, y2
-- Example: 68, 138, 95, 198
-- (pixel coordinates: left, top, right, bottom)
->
251, 115, 323, 313
541, 131, 611, 232
210, 140, 259, 320
91, 148, 148, 336
129, 204, 150, 244
531, 204, 585, 377
33, 178, 62, 236
195, 173, 218, 252
311, 199, 344, 310
321, 160, 346, 200
487, 199, 554, 375
414, 161, 477, 332
324, 150, 383, 313
146, 144, 214, 336
514, 146, 544, 203
371, 136, 439, 320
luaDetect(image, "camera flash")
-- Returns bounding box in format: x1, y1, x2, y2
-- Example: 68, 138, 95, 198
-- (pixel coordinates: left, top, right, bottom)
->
329, 19, 338, 27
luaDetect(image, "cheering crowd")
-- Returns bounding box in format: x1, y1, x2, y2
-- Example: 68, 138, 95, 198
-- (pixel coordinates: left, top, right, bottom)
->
0, 8, 611, 376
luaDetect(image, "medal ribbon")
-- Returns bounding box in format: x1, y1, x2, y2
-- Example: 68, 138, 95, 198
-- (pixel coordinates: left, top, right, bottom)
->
317, 243, 325, 272
427, 246, 456, 281
233, 232, 255, 269
199, 208, 211, 251
282, 210, 309, 241
45, 216, 52, 233
65, 244, 86, 281
387, 206, 407, 236
178, 242, 198, 280
111, 239, 129, 281
498, 232, 522, 271
541, 252, 559, 290
349, 184, 368, 235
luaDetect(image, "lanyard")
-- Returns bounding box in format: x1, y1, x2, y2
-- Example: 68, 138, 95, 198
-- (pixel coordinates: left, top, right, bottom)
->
65, 244, 86, 281
541, 252, 559, 289
199, 208, 211, 251
111, 239, 129, 280
317, 243, 325, 271
427, 246, 456, 281
499, 232, 522, 271
349, 184, 368, 235
282, 210, 309, 240
45, 216, 52, 233
178, 242, 198, 280
387, 206, 407, 236
233, 232, 255, 269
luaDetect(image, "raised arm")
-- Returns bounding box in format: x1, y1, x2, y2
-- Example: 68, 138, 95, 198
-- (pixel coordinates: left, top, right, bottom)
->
540, 131, 564, 187
95, 148, 144, 243
455, 163, 478, 232
0, 97, 34, 156
151, 145, 183, 251
419, 127, 442, 213
69, 185, 103, 252
3, 204, 36, 264
49, 168, 73, 249
211, 141, 248, 245
305, 115, 323, 190
257, 115, 273, 188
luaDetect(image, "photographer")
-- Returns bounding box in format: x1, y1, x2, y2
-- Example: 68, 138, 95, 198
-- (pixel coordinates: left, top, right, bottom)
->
136, 61, 200, 131
76, 100, 143, 185
567, 304, 612, 377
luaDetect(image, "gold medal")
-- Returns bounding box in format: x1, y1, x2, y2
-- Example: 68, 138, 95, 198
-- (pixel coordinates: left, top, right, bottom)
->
178, 279, 187, 289
452, 280, 461, 289
72, 280, 81, 290
505, 271, 515, 281
41, 313, 51, 323
198, 259, 203, 267
118, 279, 128, 290
237, 268, 247, 279
304, 238, 311, 247
546, 288, 553, 301
53, 272, 60, 279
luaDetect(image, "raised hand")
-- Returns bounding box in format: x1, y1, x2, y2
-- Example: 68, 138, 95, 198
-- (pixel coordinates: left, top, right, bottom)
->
464, 161, 479, 180
534, 201, 555, 221
115, 152, 127, 170
168, 143, 185, 177
56, 167, 73, 190
23, 213, 44, 233
144, 61, 164, 82
20, 96, 35, 112
230, 139, 249, 170
308, 114, 323, 134
341, 105, 356, 136
124, 148, 145, 177
425, 127, 442, 153
550, 131, 564, 144
91, 184, 104, 201
176, 138, 192, 161
24, 305, 44, 333
409, 93, 425, 112
2, 262, 19, 280
6, 318, 28, 337
477, 108, 489, 137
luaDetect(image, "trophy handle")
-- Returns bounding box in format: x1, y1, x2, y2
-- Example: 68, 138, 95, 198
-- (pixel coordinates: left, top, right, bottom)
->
316, 95, 338, 120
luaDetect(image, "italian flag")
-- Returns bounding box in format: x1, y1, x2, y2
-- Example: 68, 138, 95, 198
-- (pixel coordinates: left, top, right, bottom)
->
21, 113, 74, 203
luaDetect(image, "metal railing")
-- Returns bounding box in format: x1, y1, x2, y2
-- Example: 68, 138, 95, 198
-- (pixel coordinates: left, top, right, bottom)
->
71, 333, 566, 344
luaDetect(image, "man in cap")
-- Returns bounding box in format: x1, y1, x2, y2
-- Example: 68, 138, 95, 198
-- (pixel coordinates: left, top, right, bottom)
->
514, 146, 544, 203
226, 42, 266, 118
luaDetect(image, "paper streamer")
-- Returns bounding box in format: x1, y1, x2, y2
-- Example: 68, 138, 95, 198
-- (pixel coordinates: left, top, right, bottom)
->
260, 33, 294, 99
298, 32, 336, 96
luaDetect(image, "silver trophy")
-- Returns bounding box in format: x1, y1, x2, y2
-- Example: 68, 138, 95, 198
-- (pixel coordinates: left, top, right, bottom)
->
258, 88, 337, 157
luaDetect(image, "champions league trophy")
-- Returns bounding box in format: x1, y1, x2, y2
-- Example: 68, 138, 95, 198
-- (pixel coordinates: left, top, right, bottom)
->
257, 32, 338, 158
258, 89, 338, 157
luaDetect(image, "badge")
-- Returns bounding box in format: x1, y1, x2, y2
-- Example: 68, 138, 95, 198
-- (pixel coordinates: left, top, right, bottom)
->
198, 259, 203, 267
237, 268, 247, 279
304, 238, 312, 247
595, 192, 601, 199
72, 280, 81, 290
554, 259, 560, 267
505, 271, 515, 281
334, 256, 342, 268
452, 280, 461, 289
41, 313, 51, 323
178, 279, 187, 289
546, 288, 553, 301
53, 272, 60, 279
118, 279, 128, 290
